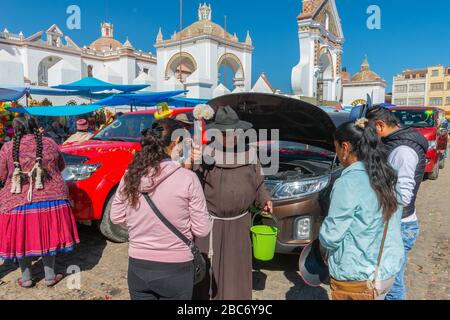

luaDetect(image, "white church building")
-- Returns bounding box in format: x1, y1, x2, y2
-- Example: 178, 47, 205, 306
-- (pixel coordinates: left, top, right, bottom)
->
291, 0, 344, 104
0, 3, 275, 104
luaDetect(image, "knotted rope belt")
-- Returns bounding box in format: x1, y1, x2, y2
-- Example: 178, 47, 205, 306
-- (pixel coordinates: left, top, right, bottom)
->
208, 211, 250, 300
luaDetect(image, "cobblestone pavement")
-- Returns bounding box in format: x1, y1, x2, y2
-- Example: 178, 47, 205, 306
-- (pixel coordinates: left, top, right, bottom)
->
0, 166, 448, 300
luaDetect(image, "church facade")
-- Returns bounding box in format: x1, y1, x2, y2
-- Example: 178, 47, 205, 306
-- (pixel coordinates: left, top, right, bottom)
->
291, 0, 344, 104
0, 4, 255, 102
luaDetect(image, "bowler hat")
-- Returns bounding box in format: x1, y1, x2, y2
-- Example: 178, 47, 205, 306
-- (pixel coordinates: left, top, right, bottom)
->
205, 106, 253, 131
76, 119, 89, 131
299, 239, 330, 287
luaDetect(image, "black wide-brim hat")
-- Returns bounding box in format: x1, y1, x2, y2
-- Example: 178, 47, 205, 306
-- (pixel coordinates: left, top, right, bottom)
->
205, 106, 253, 132
299, 239, 330, 288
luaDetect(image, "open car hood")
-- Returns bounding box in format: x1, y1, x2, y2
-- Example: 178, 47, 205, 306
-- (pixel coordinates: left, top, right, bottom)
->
208, 93, 349, 152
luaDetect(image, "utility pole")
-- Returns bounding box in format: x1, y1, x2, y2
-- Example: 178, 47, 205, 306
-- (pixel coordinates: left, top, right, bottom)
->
224, 15, 227, 89
179, 0, 183, 85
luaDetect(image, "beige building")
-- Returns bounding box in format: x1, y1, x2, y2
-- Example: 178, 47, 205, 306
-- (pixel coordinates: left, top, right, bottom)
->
392, 65, 450, 115
392, 69, 428, 107
427, 65, 450, 114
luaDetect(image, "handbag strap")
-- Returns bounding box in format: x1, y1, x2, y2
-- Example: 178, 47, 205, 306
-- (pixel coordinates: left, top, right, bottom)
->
373, 220, 390, 283
142, 193, 193, 249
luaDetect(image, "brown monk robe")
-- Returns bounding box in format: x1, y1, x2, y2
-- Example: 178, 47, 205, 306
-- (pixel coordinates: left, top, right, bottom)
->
191, 106, 272, 300
193, 156, 271, 300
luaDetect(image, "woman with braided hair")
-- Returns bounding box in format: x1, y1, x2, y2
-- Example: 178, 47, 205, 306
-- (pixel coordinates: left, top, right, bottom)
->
0, 115, 79, 288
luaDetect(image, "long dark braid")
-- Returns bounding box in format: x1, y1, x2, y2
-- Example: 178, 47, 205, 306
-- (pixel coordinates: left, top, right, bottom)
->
11, 115, 46, 194
12, 131, 24, 184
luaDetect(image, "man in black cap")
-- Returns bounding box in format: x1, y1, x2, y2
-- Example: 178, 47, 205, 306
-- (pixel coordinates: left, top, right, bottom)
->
367, 106, 428, 300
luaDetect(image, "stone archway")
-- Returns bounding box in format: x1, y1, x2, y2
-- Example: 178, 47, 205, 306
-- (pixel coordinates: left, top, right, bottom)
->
217, 53, 245, 90
165, 52, 198, 82
38, 56, 62, 86
316, 48, 334, 103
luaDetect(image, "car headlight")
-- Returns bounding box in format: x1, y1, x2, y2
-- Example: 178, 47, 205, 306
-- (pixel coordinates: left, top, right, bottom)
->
272, 176, 330, 201
294, 217, 312, 240
428, 141, 437, 151
62, 163, 101, 182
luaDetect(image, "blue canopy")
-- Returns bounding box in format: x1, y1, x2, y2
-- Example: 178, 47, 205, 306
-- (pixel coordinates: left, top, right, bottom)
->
94, 91, 188, 107
6, 90, 190, 116
52, 77, 149, 94
8, 104, 104, 117
0, 87, 27, 102
168, 97, 208, 107
0, 85, 110, 102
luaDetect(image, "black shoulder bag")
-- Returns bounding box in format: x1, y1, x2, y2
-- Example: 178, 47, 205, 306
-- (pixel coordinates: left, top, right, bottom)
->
142, 193, 206, 285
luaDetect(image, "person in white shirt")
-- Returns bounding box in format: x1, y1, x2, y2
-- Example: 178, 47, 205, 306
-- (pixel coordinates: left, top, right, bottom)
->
367, 106, 429, 300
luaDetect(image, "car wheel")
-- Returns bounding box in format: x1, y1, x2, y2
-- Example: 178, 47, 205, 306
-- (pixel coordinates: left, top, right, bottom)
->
439, 158, 445, 169
427, 164, 440, 181
99, 191, 129, 243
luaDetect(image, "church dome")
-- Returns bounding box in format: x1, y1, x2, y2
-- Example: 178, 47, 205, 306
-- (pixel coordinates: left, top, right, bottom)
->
89, 37, 123, 52
351, 57, 382, 82
174, 20, 235, 41
165, 4, 243, 44
88, 22, 123, 52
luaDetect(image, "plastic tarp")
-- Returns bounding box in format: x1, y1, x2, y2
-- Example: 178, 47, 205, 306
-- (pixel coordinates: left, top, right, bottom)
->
0, 85, 107, 101
94, 90, 188, 107
0, 87, 28, 102
52, 77, 149, 93
168, 97, 208, 107
8, 104, 104, 116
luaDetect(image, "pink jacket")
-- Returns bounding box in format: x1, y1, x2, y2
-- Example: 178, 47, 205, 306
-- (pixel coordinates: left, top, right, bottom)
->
110, 160, 212, 263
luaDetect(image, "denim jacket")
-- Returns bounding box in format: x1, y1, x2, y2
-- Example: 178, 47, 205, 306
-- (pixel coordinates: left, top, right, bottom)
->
319, 161, 404, 281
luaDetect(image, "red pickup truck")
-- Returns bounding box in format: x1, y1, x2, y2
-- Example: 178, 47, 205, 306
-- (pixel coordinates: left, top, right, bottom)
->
60, 108, 194, 242
391, 106, 449, 180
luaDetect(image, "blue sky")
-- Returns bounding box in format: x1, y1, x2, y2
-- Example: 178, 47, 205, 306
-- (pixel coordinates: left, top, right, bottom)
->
2, 0, 449, 93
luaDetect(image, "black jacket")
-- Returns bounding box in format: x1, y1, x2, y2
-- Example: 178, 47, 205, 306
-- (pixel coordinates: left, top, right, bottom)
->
382, 127, 428, 219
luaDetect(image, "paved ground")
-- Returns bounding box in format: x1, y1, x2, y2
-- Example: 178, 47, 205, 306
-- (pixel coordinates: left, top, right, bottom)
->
0, 165, 449, 300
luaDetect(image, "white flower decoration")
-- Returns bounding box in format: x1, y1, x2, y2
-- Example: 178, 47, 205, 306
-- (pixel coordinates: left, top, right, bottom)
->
193, 104, 215, 121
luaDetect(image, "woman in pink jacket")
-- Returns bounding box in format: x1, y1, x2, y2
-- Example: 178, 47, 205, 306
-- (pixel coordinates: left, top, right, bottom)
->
110, 118, 212, 300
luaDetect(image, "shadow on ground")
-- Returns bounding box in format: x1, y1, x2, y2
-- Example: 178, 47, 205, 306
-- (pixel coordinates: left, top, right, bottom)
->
253, 254, 329, 300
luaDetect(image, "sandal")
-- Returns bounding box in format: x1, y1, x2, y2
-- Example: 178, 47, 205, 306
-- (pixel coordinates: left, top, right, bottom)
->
45, 274, 65, 287
17, 278, 34, 289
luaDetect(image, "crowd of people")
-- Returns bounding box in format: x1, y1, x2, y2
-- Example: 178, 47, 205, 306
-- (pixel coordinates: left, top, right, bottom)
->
0, 104, 432, 300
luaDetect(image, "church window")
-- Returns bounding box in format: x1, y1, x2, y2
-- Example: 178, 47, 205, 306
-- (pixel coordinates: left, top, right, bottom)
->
447, 82, 450, 90
87, 65, 94, 77
446, 97, 450, 105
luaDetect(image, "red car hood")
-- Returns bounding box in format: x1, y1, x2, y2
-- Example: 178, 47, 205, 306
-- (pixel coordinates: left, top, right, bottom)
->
61, 139, 140, 158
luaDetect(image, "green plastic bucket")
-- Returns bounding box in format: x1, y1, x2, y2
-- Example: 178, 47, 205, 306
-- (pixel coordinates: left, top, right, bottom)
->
251, 225, 278, 261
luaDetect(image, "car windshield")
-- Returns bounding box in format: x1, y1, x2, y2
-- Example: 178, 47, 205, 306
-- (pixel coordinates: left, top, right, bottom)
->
93, 113, 155, 142
393, 109, 435, 128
